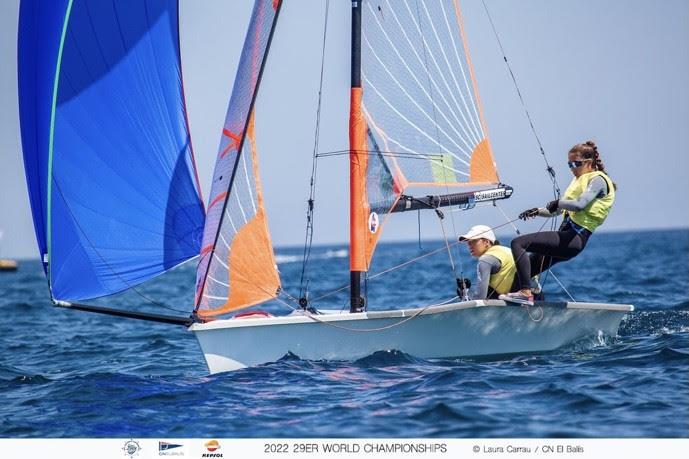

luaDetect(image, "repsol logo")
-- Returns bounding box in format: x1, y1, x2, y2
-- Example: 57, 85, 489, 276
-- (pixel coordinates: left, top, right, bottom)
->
201, 454, 223, 458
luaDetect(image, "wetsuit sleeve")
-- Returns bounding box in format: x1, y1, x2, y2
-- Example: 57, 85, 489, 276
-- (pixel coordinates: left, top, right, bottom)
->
475, 255, 501, 299
537, 207, 557, 217
557, 176, 608, 212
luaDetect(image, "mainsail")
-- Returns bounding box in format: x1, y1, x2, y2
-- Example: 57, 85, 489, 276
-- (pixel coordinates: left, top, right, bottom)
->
18, 0, 205, 301
194, 0, 282, 317
352, 0, 502, 270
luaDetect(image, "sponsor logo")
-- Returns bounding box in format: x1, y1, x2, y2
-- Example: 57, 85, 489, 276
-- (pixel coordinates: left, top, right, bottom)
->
368, 212, 379, 233
122, 439, 141, 459
159, 441, 184, 457
202, 440, 223, 458
474, 188, 506, 202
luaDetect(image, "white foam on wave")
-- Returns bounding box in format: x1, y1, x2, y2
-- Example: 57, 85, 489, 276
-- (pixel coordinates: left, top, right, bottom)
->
274, 248, 349, 265
274, 254, 302, 264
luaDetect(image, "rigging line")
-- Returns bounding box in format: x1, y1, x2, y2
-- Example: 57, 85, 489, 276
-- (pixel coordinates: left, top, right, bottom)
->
541, 211, 561, 286
437, 211, 457, 273
317, 149, 444, 160
414, 0, 442, 159
401, 0, 482, 145
413, 0, 464, 279
364, 6, 476, 152
367, 137, 469, 175
397, 0, 481, 145
317, 148, 469, 175
49, 179, 190, 315
362, 33, 474, 156
481, 0, 560, 198
199, 265, 448, 334
362, 75, 470, 167
546, 269, 577, 302
509, 216, 552, 294
436, 140, 466, 276
312, 216, 523, 303
418, 209, 422, 249
382, 0, 479, 143
299, 0, 330, 298
421, 0, 483, 140
280, 288, 462, 333
195, 0, 284, 311
494, 201, 521, 235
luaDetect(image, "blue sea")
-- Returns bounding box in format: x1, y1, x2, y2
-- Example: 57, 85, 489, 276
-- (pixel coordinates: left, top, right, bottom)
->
1, 229, 687, 438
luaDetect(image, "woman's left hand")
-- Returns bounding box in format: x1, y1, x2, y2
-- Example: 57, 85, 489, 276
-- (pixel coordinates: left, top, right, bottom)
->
546, 199, 560, 213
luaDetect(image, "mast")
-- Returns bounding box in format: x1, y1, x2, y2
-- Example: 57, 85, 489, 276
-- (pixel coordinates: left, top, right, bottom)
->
349, 0, 366, 313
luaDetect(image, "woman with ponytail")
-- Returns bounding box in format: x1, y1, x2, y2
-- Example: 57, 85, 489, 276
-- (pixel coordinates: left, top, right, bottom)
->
499, 141, 616, 304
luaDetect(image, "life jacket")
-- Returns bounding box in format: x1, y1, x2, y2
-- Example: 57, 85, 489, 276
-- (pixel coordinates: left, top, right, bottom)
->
483, 245, 516, 295
562, 171, 615, 232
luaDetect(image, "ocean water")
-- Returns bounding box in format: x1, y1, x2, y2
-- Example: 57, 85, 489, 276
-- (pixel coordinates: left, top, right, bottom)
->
0, 229, 687, 438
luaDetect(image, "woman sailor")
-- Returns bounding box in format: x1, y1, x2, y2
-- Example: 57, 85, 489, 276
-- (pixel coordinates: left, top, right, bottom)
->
459, 225, 516, 300
500, 140, 616, 304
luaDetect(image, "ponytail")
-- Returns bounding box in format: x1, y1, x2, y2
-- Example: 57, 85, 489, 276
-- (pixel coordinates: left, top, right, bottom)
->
570, 140, 618, 190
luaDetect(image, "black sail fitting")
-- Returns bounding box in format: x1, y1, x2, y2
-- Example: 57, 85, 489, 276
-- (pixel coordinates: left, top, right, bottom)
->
390, 185, 513, 214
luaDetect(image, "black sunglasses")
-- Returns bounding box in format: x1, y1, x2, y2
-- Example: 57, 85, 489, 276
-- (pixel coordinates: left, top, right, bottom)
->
567, 159, 590, 169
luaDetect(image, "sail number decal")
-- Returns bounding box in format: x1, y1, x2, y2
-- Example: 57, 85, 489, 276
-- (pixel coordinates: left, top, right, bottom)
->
473, 188, 507, 202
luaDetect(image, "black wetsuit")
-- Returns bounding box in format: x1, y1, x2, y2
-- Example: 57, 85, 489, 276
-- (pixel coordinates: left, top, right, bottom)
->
511, 217, 591, 290
510, 175, 607, 290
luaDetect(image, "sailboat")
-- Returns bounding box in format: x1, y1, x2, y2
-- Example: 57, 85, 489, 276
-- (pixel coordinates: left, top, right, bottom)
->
0, 231, 18, 271
18, 0, 632, 374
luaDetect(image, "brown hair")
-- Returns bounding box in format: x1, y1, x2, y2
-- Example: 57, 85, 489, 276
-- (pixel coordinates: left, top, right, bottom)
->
569, 140, 617, 190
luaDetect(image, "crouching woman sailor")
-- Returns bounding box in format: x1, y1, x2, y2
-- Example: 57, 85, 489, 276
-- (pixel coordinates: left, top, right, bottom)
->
500, 140, 616, 304
459, 225, 516, 300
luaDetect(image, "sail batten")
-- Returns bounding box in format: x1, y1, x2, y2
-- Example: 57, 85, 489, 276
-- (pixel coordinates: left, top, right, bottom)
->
195, 0, 282, 316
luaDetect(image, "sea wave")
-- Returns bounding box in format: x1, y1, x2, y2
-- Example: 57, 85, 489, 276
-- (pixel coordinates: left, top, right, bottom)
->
275, 248, 348, 265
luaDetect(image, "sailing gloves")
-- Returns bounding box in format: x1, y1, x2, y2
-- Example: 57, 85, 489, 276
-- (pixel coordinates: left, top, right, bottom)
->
545, 199, 560, 213
519, 200, 560, 221
518, 208, 539, 220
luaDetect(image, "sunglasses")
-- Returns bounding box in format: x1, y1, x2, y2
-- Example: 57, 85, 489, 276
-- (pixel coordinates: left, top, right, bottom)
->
567, 159, 590, 169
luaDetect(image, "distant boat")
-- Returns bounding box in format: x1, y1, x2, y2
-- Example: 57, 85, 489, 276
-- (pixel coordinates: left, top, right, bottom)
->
0, 231, 18, 271
0, 260, 18, 272
18, 0, 631, 374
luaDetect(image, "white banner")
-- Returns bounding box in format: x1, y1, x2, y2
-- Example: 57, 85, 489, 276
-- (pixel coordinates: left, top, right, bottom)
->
0, 438, 687, 459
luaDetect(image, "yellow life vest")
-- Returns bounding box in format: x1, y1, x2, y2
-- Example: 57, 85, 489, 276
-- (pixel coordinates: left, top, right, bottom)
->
562, 171, 615, 232
484, 245, 516, 295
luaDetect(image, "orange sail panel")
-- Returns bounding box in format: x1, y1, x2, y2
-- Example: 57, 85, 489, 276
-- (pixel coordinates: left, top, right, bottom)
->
350, 88, 392, 271
221, 115, 279, 313
195, 0, 282, 316
469, 138, 498, 184
197, 113, 280, 317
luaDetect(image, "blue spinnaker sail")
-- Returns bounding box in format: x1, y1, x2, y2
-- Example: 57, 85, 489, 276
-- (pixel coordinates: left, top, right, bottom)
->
18, 0, 204, 301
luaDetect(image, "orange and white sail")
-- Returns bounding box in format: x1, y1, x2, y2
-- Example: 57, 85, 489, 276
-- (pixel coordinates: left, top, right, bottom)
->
353, 0, 501, 270
195, 0, 282, 317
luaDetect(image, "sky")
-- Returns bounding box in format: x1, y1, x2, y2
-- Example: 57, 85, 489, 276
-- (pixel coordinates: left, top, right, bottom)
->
1, 0, 688, 260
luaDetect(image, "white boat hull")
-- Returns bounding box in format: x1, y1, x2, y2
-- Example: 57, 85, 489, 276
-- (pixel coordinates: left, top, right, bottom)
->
189, 300, 633, 374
